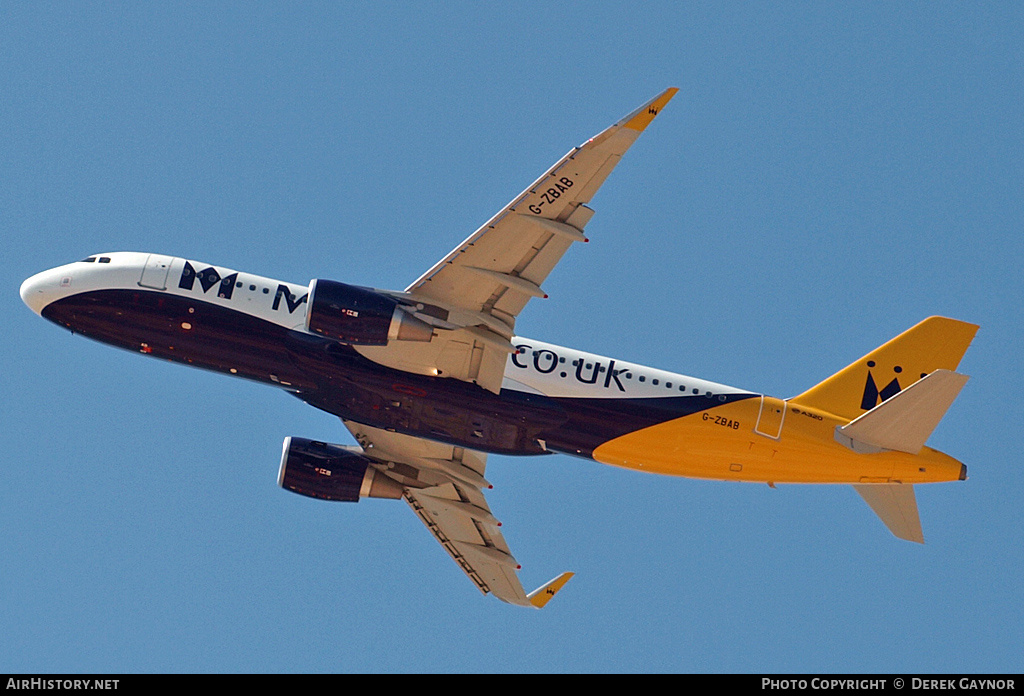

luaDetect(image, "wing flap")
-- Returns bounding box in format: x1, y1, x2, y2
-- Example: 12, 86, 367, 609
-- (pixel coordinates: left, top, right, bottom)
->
404, 489, 503, 597
405, 485, 531, 606
342, 421, 569, 607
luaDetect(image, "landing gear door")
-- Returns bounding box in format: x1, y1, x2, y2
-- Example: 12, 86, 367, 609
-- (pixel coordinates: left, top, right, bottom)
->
139, 254, 174, 290
755, 396, 787, 440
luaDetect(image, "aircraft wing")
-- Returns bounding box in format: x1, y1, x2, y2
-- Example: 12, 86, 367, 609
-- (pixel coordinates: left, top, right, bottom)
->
342, 420, 573, 608
354, 88, 678, 394
406, 87, 678, 322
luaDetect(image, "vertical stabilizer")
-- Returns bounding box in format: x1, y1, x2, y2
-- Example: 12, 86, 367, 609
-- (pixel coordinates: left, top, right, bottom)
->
790, 317, 977, 422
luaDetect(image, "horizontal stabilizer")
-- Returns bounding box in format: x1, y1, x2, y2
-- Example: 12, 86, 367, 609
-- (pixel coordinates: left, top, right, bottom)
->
836, 369, 969, 454
853, 484, 924, 543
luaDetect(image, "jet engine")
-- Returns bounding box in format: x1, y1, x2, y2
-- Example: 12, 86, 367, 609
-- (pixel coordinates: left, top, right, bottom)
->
278, 436, 405, 502
305, 279, 433, 346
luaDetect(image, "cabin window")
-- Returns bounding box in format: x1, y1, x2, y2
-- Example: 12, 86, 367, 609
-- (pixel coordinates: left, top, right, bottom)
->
639, 376, 645, 382
652, 379, 659, 385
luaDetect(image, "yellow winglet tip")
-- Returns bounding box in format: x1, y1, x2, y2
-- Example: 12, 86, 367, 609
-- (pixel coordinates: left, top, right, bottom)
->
622, 87, 680, 132
527, 571, 575, 609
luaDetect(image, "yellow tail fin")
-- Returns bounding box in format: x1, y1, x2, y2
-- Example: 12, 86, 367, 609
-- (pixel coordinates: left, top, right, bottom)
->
790, 316, 978, 422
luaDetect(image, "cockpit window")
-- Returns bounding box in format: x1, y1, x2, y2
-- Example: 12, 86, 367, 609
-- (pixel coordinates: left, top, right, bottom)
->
80, 257, 96, 262
98, 257, 111, 263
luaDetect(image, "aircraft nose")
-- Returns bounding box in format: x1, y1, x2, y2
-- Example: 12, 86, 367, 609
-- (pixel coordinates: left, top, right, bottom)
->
20, 267, 68, 316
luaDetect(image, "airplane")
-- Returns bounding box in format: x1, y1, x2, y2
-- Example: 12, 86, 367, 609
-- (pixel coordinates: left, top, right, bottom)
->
20, 88, 977, 608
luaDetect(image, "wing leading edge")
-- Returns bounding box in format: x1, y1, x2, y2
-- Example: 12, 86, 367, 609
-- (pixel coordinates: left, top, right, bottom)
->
406, 86, 680, 325
342, 420, 573, 607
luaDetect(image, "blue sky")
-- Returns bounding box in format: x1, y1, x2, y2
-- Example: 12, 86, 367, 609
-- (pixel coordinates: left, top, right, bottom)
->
3, 3, 1022, 673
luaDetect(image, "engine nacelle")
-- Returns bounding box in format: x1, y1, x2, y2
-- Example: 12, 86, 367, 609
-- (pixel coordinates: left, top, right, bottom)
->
305, 279, 433, 346
278, 436, 404, 502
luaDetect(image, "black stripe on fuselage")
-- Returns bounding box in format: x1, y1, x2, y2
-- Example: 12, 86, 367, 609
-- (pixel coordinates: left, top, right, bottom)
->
543, 392, 756, 457
42, 288, 315, 389
40, 289, 756, 458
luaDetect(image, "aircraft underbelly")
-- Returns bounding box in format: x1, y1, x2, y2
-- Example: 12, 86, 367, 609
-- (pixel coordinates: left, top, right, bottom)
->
39, 288, 966, 484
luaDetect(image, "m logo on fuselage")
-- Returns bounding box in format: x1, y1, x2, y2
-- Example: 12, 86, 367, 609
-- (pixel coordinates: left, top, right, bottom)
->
178, 261, 238, 300
861, 361, 903, 410
178, 263, 308, 313
272, 284, 308, 313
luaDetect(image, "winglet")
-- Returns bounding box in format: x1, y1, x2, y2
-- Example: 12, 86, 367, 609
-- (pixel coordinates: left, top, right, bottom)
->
621, 87, 679, 133
527, 572, 575, 609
